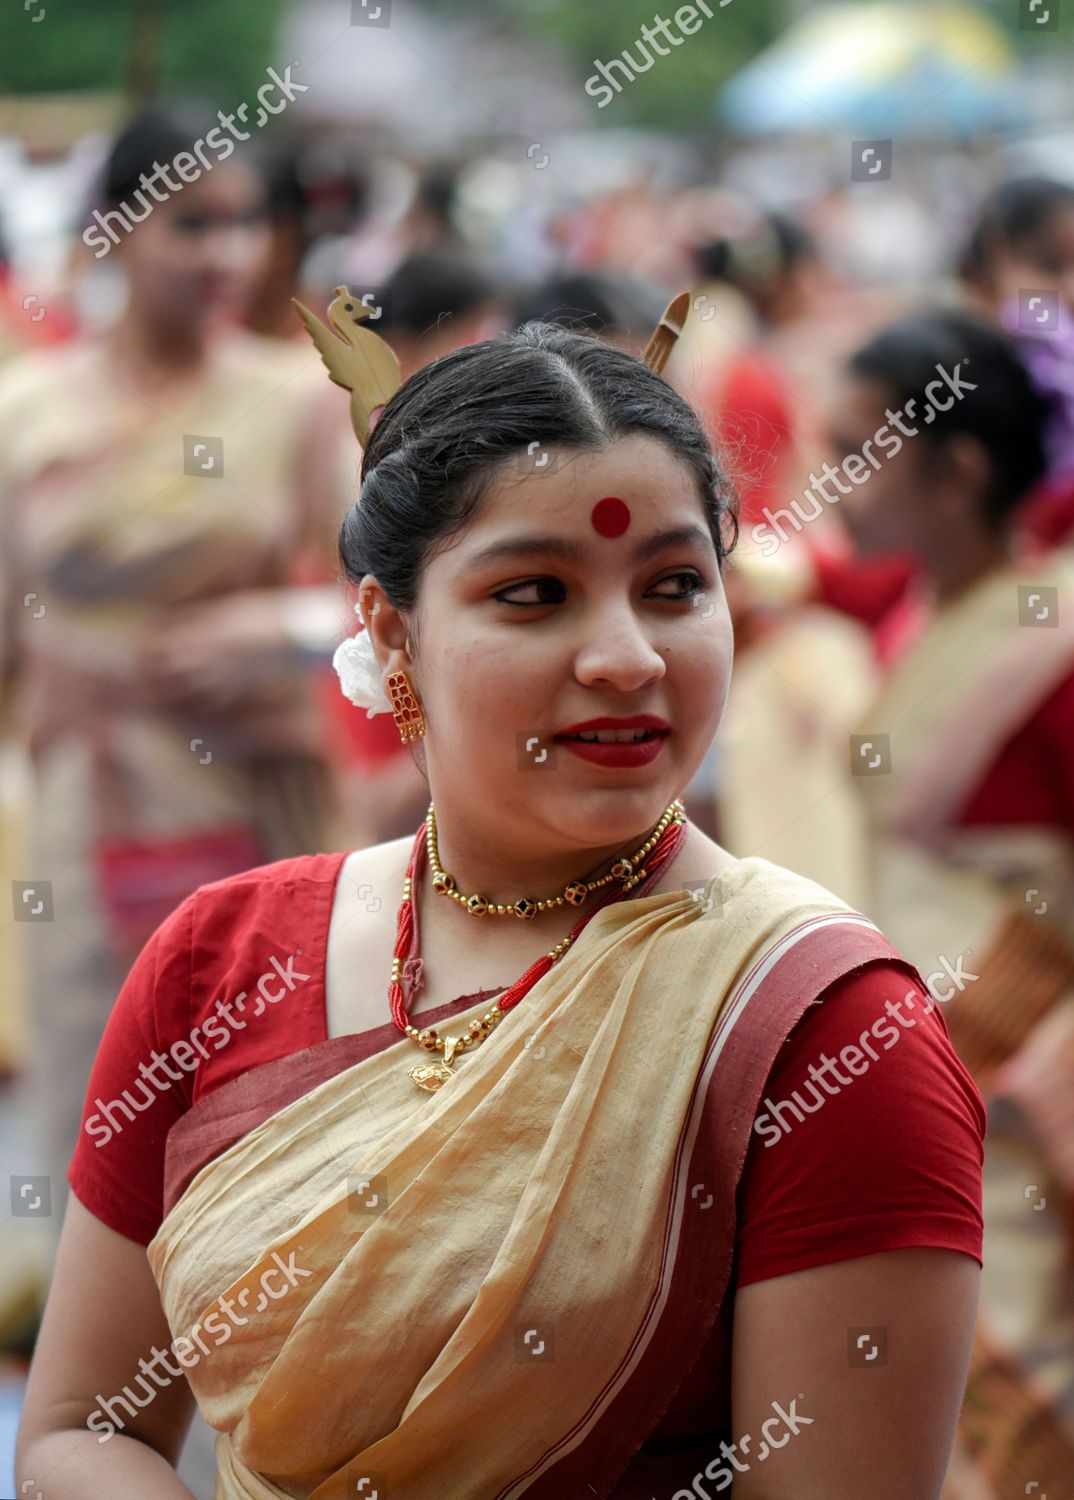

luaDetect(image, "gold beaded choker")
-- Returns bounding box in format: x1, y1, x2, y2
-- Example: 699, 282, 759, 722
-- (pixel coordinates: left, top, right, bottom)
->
424, 798, 682, 918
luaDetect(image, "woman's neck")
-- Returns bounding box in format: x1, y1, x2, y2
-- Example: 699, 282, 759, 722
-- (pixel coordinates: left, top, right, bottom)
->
424, 802, 681, 927
927, 531, 1011, 607
102, 313, 211, 388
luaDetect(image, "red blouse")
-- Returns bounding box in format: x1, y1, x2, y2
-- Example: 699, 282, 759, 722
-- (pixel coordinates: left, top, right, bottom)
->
68, 851, 985, 1440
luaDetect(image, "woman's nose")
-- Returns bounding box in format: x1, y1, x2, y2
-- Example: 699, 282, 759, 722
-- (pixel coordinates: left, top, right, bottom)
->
573, 616, 666, 690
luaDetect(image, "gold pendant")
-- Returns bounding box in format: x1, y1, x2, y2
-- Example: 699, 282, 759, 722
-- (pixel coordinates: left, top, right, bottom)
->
408, 1034, 462, 1092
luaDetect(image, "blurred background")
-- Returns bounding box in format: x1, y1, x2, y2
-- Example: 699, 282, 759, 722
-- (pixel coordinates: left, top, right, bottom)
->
1, 1, 1073, 1495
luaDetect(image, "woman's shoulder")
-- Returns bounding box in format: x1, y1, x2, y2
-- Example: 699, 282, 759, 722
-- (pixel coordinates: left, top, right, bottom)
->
129, 842, 410, 998
181, 841, 409, 990
0, 341, 84, 414
735, 957, 986, 1287
698, 851, 877, 948
774, 958, 987, 1127
192, 847, 351, 906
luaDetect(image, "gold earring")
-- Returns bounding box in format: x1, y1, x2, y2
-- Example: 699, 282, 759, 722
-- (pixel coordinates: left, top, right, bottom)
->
386, 669, 426, 743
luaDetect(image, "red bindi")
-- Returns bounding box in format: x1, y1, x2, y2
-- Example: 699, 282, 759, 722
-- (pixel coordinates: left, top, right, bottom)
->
591, 495, 631, 537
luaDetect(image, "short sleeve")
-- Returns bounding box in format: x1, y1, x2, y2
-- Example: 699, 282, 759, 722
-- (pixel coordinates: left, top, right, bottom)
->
735, 960, 986, 1286
67, 894, 196, 1244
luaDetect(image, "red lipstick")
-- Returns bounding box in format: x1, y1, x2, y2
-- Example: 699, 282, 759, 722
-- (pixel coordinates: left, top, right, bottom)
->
554, 715, 670, 768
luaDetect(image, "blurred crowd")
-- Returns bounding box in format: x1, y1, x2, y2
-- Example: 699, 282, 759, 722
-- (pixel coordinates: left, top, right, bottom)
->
1, 94, 1073, 1496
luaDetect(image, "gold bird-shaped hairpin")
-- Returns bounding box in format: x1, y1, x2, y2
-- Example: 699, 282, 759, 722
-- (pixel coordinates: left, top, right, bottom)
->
291, 285, 403, 449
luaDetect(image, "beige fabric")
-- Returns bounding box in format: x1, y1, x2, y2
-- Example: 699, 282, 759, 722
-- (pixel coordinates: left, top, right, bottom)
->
0, 742, 29, 1072
147, 858, 862, 1500
718, 604, 878, 908
853, 549, 1074, 968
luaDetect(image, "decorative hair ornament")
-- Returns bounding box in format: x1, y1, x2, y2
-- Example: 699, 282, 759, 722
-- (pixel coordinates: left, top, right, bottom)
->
300, 287, 693, 728
291, 285, 403, 449
641, 290, 691, 375
292, 284, 403, 723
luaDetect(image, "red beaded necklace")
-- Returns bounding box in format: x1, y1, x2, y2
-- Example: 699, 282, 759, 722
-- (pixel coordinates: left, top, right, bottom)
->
389, 802, 688, 1091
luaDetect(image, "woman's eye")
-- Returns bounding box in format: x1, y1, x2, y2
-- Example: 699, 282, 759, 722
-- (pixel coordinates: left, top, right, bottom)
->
174, 212, 265, 234
493, 578, 566, 606
492, 571, 706, 607
650, 570, 705, 599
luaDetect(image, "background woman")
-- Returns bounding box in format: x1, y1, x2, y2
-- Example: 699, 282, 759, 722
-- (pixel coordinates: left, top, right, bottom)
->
0, 104, 352, 1243
834, 306, 1074, 1496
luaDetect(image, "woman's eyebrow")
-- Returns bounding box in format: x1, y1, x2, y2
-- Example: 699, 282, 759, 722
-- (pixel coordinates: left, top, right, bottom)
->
465, 523, 711, 571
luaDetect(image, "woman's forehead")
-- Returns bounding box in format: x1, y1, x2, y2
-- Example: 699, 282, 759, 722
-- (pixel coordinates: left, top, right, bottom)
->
442, 473, 710, 578
168, 159, 266, 211
486, 433, 696, 508
411, 436, 711, 583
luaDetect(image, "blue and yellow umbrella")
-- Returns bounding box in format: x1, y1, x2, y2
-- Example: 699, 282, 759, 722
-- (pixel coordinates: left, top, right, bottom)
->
721, 2, 1023, 137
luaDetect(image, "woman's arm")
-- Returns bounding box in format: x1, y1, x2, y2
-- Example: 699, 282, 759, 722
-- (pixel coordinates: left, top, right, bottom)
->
729, 1247, 979, 1499
16, 1192, 199, 1498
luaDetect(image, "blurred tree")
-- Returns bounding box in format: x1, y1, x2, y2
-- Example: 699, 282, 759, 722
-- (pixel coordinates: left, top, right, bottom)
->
0, 0, 289, 106
421, 0, 788, 128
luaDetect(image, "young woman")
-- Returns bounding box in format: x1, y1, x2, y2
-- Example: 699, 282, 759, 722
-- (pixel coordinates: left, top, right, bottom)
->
17, 318, 984, 1498
0, 105, 353, 1239
832, 307, 1074, 1497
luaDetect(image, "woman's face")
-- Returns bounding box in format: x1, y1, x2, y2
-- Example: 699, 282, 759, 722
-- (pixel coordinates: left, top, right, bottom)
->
824, 372, 942, 562
378, 432, 733, 854
116, 158, 271, 324
996, 203, 1074, 315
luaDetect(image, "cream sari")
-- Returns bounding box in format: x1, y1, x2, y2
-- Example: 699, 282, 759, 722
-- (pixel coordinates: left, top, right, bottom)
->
147, 856, 912, 1499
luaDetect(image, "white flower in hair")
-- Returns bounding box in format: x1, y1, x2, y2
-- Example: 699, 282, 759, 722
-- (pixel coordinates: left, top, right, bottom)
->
332, 602, 392, 717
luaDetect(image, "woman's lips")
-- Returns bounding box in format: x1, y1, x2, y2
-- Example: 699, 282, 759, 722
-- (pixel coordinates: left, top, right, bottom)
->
554, 731, 669, 767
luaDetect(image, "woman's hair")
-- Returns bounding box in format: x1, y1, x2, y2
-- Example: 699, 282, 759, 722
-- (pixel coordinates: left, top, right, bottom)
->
511, 271, 665, 344
261, 136, 370, 246
959, 175, 1074, 288
375, 248, 499, 336
693, 211, 816, 297
846, 307, 1051, 530
338, 321, 738, 642
92, 102, 265, 214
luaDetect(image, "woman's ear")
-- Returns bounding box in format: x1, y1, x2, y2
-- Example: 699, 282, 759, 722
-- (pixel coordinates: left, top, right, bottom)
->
357, 575, 413, 674
938, 432, 994, 527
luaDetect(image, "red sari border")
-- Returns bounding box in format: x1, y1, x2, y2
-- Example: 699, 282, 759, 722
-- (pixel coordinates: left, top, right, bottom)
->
161, 986, 509, 1217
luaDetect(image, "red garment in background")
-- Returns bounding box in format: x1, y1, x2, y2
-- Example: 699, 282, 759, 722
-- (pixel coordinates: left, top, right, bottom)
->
806, 533, 918, 637
1015, 475, 1074, 554
318, 670, 403, 770
707, 348, 795, 535
0, 265, 78, 346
